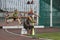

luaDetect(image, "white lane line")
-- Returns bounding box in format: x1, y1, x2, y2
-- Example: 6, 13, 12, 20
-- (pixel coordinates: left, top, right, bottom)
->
4, 29, 32, 38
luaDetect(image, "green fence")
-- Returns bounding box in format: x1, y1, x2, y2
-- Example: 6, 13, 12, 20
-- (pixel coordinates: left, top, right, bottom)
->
39, 0, 60, 28
39, 0, 50, 27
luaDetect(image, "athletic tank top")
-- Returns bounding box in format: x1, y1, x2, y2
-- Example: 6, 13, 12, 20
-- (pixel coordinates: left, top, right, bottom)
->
13, 12, 18, 18
26, 17, 34, 26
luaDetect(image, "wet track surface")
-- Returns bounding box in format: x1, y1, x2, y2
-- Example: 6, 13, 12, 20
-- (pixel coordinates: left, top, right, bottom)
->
0, 28, 60, 40
0, 29, 39, 40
